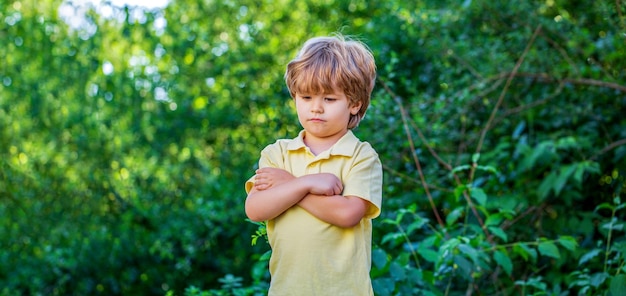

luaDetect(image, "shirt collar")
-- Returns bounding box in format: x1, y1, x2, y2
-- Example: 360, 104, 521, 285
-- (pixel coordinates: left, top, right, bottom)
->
287, 130, 359, 157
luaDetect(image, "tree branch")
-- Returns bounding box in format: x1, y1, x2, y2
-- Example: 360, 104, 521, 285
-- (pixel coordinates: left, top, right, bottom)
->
590, 138, 626, 160
472, 25, 543, 179
379, 78, 446, 229
487, 72, 626, 93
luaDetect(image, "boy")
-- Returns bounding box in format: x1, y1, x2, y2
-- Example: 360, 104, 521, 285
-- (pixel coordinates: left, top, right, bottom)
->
245, 34, 382, 295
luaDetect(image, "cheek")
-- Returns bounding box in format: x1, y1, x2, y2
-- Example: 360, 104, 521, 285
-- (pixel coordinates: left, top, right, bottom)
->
296, 104, 307, 115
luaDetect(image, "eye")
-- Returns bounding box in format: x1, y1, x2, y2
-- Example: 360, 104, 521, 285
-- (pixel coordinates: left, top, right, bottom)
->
324, 97, 337, 102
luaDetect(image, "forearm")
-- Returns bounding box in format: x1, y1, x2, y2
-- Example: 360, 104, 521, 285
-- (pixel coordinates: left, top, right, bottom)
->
298, 194, 368, 228
245, 177, 311, 222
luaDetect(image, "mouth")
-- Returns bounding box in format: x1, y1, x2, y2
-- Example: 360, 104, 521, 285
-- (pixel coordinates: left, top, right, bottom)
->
309, 118, 325, 122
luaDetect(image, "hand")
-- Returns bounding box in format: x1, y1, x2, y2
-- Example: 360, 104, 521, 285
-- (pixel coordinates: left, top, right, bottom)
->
254, 168, 295, 191
303, 173, 343, 196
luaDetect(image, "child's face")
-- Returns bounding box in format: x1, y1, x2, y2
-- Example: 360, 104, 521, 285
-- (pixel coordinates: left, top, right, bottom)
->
294, 88, 361, 142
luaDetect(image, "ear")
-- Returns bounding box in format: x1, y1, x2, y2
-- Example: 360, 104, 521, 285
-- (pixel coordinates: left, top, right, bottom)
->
350, 101, 362, 115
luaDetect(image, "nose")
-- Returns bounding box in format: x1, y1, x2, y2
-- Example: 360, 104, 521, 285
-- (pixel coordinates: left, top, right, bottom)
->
311, 98, 323, 113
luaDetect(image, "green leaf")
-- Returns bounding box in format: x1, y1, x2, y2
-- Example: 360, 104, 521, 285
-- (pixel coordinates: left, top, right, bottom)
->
485, 213, 505, 226
406, 215, 428, 235
451, 164, 471, 174
553, 164, 577, 195
453, 255, 473, 277
494, 250, 513, 276
573, 162, 586, 184
476, 165, 499, 175
579, 249, 602, 266
389, 261, 406, 281
538, 172, 557, 200
372, 248, 388, 269
594, 202, 615, 212
528, 141, 555, 169
446, 207, 464, 226
259, 250, 272, 261
372, 278, 394, 296
395, 252, 411, 266
610, 275, 626, 296
418, 248, 439, 263
454, 184, 468, 200
556, 136, 578, 150
488, 226, 508, 242
538, 241, 560, 259
557, 236, 578, 251
472, 153, 480, 163
513, 244, 529, 261
440, 238, 461, 255
602, 219, 624, 231
381, 218, 398, 225
515, 276, 547, 290
512, 121, 526, 139
470, 187, 487, 206
458, 244, 479, 264
611, 241, 626, 254
381, 232, 404, 246
589, 272, 609, 288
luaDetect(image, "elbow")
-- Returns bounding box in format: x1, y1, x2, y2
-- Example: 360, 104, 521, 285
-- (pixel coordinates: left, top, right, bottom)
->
245, 202, 264, 222
335, 220, 361, 228
246, 210, 265, 223
245, 196, 270, 222
333, 198, 368, 228
334, 211, 363, 228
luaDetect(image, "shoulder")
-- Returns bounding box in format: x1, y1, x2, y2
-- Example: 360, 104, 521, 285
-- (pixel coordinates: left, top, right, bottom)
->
260, 132, 305, 159
342, 138, 381, 173
334, 131, 379, 159
261, 138, 297, 154
350, 136, 380, 161
356, 140, 378, 155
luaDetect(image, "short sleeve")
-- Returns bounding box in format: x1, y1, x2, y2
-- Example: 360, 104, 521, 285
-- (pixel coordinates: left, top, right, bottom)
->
245, 142, 285, 193
341, 146, 383, 219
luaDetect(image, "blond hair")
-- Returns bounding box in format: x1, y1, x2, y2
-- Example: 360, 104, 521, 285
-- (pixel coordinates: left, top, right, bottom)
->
284, 35, 376, 129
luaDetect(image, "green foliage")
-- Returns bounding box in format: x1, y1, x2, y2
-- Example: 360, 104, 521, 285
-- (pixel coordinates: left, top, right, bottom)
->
1, 0, 625, 295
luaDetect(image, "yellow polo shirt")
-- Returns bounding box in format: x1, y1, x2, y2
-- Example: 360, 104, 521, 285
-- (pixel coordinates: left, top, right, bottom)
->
246, 130, 383, 296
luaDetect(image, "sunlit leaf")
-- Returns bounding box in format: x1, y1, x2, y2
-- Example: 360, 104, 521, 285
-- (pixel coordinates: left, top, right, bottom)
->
470, 187, 487, 206
579, 249, 602, 266
557, 236, 578, 251
418, 248, 439, 264
538, 241, 560, 259
589, 272, 609, 288
488, 226, 508, 242
494, 250, 513, 276
446, 207, 464, 226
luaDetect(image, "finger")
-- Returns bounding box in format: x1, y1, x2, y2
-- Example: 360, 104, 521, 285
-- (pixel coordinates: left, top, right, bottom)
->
334, 182, 342, 194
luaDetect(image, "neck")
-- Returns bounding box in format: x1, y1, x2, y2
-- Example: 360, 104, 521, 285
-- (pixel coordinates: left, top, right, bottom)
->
303, 130, 349, 155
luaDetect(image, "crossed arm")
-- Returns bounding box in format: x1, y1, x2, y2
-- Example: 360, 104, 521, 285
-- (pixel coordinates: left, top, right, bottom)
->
244, 168, 368, 228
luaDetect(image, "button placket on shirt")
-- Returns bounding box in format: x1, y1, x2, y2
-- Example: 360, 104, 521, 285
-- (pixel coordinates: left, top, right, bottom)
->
305, 149, 332, 174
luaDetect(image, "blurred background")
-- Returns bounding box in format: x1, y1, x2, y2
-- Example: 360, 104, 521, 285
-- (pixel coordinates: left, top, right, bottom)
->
1, 0, 625, 295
